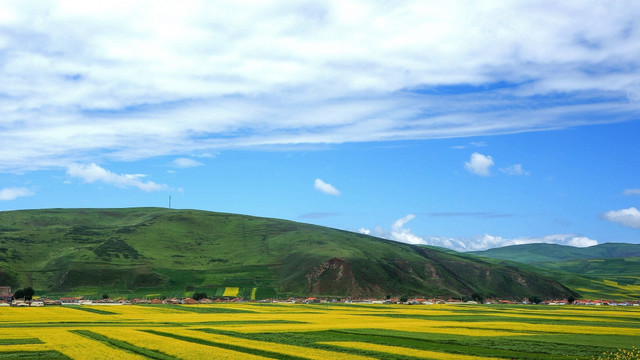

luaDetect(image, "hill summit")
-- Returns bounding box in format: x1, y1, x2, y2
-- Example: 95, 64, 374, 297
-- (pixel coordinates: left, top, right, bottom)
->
0, 208, 576, 299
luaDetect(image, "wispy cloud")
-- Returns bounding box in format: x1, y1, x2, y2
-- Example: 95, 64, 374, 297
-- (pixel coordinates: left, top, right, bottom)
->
314, 179, 340, 196
451, 142, 487, 150
0, 187, 34, 201
170, 158, 204, 168
500, 164, 530, 176
602, 207, 640, 229
66, 163, 168, 192
1, 2, 640, 171
465, 153, 494, 176
360, 215, 598, 251
623, 189, 640, 196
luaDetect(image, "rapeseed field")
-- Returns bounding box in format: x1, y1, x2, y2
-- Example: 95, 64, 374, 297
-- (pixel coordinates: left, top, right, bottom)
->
0, 303, 638, 359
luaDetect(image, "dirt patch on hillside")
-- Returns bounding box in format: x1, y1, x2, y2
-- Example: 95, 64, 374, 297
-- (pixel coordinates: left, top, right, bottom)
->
306, 258, 365, 296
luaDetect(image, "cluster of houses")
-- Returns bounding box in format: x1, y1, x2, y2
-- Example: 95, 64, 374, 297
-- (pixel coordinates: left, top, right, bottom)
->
304, 297, 640, 306
1, 287, 639, 307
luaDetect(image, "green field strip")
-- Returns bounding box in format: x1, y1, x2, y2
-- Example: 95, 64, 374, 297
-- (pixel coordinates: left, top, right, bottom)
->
194, 320, 308, 326
0, 321, 184, 328
0, 339, 44, 345
360, 313, 640, 328
72, 330, 178, 360
142, 329, 308, 360
143, 304, 257, 314
65, 306, 118, 315
510, 334, 640, 350
0, 351, 71, 359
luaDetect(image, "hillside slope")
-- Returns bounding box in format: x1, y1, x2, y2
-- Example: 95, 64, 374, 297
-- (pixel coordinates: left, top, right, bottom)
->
471, 243, 640, 299
0, 208, 576, 299
470, 243, 640, 264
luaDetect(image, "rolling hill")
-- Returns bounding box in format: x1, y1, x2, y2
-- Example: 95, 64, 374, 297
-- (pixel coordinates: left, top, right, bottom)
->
471, 243, 640, 299
470, 243, 640, 264
0, 208, 577, 300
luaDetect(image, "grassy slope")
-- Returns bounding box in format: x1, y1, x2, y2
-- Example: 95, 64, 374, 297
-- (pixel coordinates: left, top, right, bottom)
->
470, 243, 640, 263
470, 243, 640, 299
0, 208, 576, 299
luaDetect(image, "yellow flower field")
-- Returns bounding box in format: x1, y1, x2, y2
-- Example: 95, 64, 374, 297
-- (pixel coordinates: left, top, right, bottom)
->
0, 303, 638, 359
222, 287, 240, 297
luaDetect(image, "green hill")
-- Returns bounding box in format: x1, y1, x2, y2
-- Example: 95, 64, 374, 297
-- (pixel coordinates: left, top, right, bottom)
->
470, 243, 640, 264
0, 208, 576, 300
471, 243, 640, 299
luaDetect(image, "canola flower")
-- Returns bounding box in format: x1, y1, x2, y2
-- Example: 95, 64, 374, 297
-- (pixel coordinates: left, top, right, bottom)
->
38, 328, 147, 360
223, 287, 240, 297
90, 327, 271, 360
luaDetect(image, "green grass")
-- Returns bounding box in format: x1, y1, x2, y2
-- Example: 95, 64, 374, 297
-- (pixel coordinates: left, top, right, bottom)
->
0, 339, 43, 345
66, 306, 117, 315
0, 352, 70, 359
143, 304, 257, 314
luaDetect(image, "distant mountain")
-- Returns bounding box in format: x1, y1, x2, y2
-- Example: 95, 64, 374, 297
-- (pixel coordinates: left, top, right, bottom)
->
470, 243, 640, 264
0, 208, 576, 300
471, 243, 640, 299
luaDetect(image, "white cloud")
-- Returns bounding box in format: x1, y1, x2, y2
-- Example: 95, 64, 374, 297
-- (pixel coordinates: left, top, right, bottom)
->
170, 158, 204, 168
0, 187, 34, 201
465, 152, 494, 176
389, 214, 427, 245
0, 1, 640, 171
602, 207, 640, 229
66, 163, 168, 192
361, 215, 598, 251
314, 178, 340, 196
623, 189, 640, 195
500, 164, 530, 176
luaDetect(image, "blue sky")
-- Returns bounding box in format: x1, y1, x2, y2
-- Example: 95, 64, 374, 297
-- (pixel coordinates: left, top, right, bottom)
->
1, 1, 639, 251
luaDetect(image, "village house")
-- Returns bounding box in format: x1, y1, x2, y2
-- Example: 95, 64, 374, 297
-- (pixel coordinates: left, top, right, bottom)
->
0, 287, 13, 303
59, 297, 80, 305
